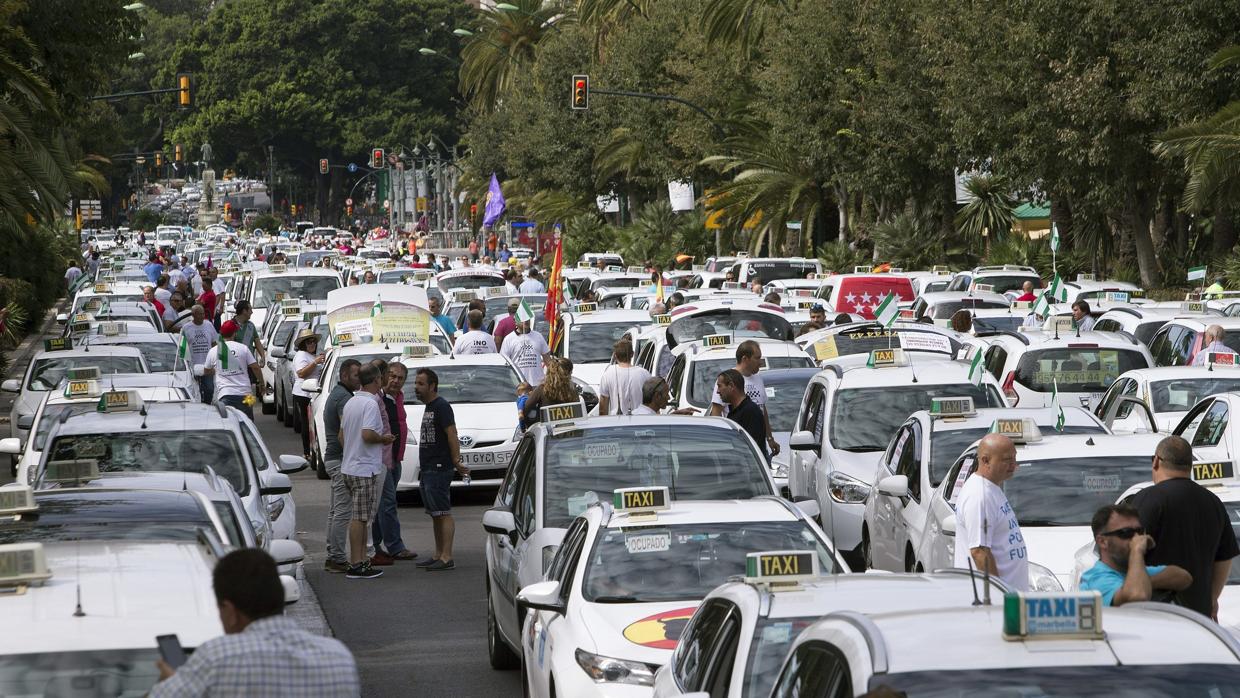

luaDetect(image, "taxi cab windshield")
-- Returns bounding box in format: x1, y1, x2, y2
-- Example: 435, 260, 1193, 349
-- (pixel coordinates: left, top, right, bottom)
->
120, 341, 178, 372
27, 356, 145, 391
0, 496, 216, 545
543, 424, 772, 528
438, 274, 504, 291
0, 649, 162, 695
34, 404, 98, 450
764, 376, 814, 433
928, 424, 1103, 486
1150, 378, 1240, 413
742, 261, 818, 285
687, 356, 814, 408
808, 328, 960, 362
43, 430, 249, 494
930, 299, 1008, 319
1014, 347, 1148, 393
972, 274, 1040, 294
569, 322, 638, 364
72, 294, 144, 313
831, 385, 1003, 452
870, 664, 1240, 697
251, 275, 340, 308
970, 315, 1024, 333
668, 310, 793, 345
404, 365, 521, 404
947, 455, 1150, 526
582, 521, 835, 603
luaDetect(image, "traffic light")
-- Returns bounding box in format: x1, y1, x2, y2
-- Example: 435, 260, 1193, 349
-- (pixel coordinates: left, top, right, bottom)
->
347, 204, 353, 216
176, 73, 192, 109
154, 152, 162, 167
174, 144, 183, 162
319, 158, 329, 175
290, 205, 296, 216
571, 74, 589, 110
223, 202, 231, 218
371, 148, 384, 169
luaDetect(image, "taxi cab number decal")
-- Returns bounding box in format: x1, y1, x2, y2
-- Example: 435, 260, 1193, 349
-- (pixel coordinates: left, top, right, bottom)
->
1032, 370, 1107, 385
622, 607, 697, 649
1193, 461, 1235, 482
624, 531, 671, 554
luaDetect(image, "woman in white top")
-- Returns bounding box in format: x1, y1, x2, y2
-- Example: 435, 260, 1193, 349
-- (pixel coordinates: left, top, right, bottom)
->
291, 329, 324, 459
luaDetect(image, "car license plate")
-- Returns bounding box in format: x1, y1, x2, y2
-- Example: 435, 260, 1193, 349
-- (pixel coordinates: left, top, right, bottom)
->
461, 450, 512, 467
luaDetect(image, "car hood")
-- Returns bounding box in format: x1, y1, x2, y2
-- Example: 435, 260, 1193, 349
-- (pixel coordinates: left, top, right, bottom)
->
401, 401, 517, 444
1023, 525, 1091, 589
579, 599, 702, 666
829, 447, 885, 483
571, 363, 609, 392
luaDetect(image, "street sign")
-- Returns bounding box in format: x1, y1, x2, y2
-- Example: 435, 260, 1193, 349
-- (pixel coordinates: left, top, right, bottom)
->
347, 163, 358, 173
416, 197, 428, 212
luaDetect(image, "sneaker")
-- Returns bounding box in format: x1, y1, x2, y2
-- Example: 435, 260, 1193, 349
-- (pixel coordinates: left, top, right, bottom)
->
415, 557, 439, 568
391, 550, 418, 561
425, 559, 455, 572
323, 559, 350, 574
370, 552, 395, 566
346, 562, 384, 579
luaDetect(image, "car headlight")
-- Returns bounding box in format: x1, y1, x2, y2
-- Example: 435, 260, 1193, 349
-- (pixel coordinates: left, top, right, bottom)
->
251, 520, 267, 549
542, 545, 559, 573
827, 471, 871, 504
1028, 562, 1064, 592
773, 462, 789, 479
267, 497, 285, 522
574, 648, 657, 686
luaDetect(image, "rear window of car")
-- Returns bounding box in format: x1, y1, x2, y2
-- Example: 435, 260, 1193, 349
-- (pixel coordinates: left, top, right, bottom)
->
974, 275, 1040, 294
833, 278, 914, 318
1014, 348, 1149, 392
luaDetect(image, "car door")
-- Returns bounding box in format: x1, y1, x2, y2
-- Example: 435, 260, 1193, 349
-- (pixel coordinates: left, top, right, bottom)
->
790, 381, 826, 500
670, 600, 735, 694
695, 602, 743, 698
526, 518, 588, 695
238, 420, 283, 542
771, 641, 853, 698
667, 354, 689, 408
1177, 398, 1231, 464
896, 421, 928, 571
918, 451, 978, 571
871, 423, 914, 570
492, 439, 533, 640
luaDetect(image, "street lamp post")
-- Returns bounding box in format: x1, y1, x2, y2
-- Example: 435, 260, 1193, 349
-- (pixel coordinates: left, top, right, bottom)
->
267, 145, 275, 214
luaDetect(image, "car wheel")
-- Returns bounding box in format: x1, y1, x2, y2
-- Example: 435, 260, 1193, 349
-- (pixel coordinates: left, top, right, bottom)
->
314, 448, 329, 480
905, 546, 917, 573
861, 526, 873, 571
487, 588, 520, 670
291, 398, 303, 434
274, 387, 285, 423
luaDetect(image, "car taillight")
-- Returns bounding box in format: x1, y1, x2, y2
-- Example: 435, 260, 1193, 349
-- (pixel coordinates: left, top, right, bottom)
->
1002, 371, 1019, 405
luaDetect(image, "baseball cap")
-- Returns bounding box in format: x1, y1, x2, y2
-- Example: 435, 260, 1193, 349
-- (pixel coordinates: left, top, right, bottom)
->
220, 320, 240, 336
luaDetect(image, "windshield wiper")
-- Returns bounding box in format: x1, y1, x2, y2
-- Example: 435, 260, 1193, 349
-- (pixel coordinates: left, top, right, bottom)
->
590, 595, 642, 603
839, 445, 882, 453
1017, 519, 1075, 526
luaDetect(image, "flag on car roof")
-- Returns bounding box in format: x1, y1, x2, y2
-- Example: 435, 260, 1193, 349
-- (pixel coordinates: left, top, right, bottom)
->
874, 292, 899, 328
1051, 379, 1065, 432
371, 296, 383, 317
967, 348, 984, 386
1188, 266, 1207, 282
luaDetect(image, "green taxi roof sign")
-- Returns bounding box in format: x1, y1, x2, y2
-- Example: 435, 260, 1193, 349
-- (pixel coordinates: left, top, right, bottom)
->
613, 486, 670, 515
866, 348, 908, 368
43, 458, 100, 485
1191, 461, 1235, 485
1002, 591, 1103, 641
744, 550, 819, 586
96, 390, 143, 413
930, 397, 975, 418
0, 542, 52, 587
0, 485, 37, 516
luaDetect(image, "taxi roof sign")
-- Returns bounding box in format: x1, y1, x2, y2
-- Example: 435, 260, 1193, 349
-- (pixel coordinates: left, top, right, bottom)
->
98, 321, 126, 336
1010, 300, 1032, 311
1207, 352, 1237, 368
721, 282, 744, 290
280, 297, 302, 308
268, 263, 287, 273
67, 366, 101, 382
1002, 591, 1103, 641
1191, 461, 1235, 485
334, 332, 355, 347
627, 265, 646, 275
451, 290, 478, 302
930, 396, 976, 418
540, 401, 585, 424
42, 338, 70, 352
606, 265, 624, 273
413, 270, 433, 281
96, 390, 143, 413
1102, 291, 1130, 304
853, 265, 871, 274
812, 272, 832, 280
281, 305, 302, 316
613, 486, 670, 515
931, 265, 951, 274
573, 302, 598, 314
1182, 301, 1208, 314
93, 282, 112, 293
744, 550, 820, 586
0, 542, 52, 587
652, 314, 671, 326
702, 333, 732, 348
974, 283, 996, 293
577, 261, 591, 269
0, 485, 37, 516
402, 343, 434, 358
44, 458, 100, 485
1076, 273, 1096, 282
691, 264, 706, 272
1042, 316, 1076, 333
990, 417, 1042, 444
866, 348, 908, 368
485, 286, 506, 297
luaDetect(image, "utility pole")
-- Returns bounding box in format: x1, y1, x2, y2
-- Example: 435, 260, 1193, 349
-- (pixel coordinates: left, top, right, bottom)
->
267, 145, 275, 214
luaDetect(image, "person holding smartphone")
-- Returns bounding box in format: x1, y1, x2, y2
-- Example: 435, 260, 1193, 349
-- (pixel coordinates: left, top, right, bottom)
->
151, 549, 358, 696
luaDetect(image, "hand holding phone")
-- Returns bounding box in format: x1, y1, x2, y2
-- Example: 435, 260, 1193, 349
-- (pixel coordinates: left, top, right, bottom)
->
156, 634, 188, 669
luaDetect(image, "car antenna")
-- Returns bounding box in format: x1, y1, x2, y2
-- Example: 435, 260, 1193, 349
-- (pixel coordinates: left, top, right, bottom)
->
73, 539, 85, 617
981, 517, 992, 605
966, 557, 982, 606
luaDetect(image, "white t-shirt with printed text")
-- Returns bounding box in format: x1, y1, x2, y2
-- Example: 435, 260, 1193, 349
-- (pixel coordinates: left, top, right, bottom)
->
203, 340, 255, 399
709, 371, 767, 417
501, 331, 551, 385
454, 330, 498, 355
953, 473, 1029, 591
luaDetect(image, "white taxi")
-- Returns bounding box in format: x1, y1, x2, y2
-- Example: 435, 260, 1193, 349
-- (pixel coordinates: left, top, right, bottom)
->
788, 349, 1005, 567
241, 264, 342, 330
518, 489, 841, 697
907, 290, 1010, 327
768, 590, 1240, 697
1171, 390, 1240, 469
1093, 304, 1218, 346
482, 408, 778, 672
652, 569, 1008, 698
664, 336, 814, 416
920, 428, 1162, 590
558, 307, 652, 389
1095, 364, 1240, 434
862, 399, 1108, 573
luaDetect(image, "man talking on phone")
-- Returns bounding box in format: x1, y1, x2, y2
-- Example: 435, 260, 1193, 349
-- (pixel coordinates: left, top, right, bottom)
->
151, 549, 359, 696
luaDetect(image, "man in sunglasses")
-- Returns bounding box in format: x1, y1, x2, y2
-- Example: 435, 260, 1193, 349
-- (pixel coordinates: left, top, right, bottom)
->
1080, 504, 1191, 606
1131, 436, 1240, 619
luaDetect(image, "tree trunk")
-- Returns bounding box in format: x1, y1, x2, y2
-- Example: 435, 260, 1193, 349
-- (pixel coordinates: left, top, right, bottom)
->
941, 171, 956, 239
1214, 211, 1236, 258
1123, 189, 1158, 288
835, 182, 849, 243
1050, 196, 1073, 254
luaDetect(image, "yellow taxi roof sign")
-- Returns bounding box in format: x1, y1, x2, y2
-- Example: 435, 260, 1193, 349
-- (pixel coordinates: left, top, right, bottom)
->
0, 542, 52, 587
613, 486, 670, 514
540, 401, 585, 424
96, 390, 143, 413
1003, 591, 1103, 641
43, 338, 71, 352
703, 333, 732, 348
403, 343, 434, 359
0, 485, 37, 516
744, 550, 820, 585
334, 332, 354, 347
990, 417, 1042, 444
930, 397, 975, 418
1191, 461, 1235, 485
573, 302, 598, 314
866, 348, 908, 368
652, 314, 671, 326
1182, 301, 1207, 314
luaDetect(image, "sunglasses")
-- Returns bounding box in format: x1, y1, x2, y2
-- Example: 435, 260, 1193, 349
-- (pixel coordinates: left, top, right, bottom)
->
1100, 526, 1145, 540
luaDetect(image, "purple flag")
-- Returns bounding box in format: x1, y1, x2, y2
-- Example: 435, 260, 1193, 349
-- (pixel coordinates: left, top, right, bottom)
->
483, 173, 506, 228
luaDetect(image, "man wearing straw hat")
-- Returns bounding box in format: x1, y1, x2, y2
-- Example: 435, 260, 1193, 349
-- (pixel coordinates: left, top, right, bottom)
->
292, 328, 325, 461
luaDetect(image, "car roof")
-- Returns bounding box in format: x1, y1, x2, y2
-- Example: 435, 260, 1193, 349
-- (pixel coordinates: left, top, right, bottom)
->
565, 309, 651, 324
53, 401, 237, 435
528, 413, 752, 438
1117, 366, 1240, 382
1163, 316, 1240, 331
969, 432, 1162, 459
825, 355, 985, 389
32, 345, 145, 360
599, 498, 801, 529
917, 291, 1010, 305
995, 329, 1146, 349
400, 352, 513, 368
915, 405, 1104, 432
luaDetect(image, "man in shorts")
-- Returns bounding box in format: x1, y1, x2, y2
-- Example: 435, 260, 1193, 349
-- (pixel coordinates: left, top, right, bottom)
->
413, 368, 468, 571
339, 365, 395, 580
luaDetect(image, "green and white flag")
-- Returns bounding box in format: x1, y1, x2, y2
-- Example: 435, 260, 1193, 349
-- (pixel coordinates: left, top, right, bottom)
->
218, 339, 229, 369
1050, 223, 1060, 253
1032, 291, 1051, 317
178, 334, 189, 359
515, 298, 535, 324
371, 297, 383, 317
967, 348, 985, 386
874, 292, 899, 328
1051, 379, 1065, 432
1188, 266, 1207, 282
1046, 272, 1067, 302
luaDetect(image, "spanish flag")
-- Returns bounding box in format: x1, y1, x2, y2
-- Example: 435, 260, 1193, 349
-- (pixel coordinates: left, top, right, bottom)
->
546, 236, 564, 350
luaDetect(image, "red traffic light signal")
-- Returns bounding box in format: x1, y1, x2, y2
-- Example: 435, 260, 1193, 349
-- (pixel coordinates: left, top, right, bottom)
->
571, 74, 589, 110
319, 158, 329, 175
371, 148, 385, 169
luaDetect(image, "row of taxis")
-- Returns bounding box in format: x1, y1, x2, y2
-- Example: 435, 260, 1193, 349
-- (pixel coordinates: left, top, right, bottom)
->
0, 238, 313, 696
476, 255, 1240, 696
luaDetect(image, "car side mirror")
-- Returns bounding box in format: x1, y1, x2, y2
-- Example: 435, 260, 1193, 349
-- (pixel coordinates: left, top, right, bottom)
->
269, 538, 305, 566
942, 514, 957, 536
482, 508, 516, 537
790, 430, 818, 453
279, 574, 301, 605
517, 580, 566, 616
1, 379, 20, 393
0, 437, 21, 455
260, 471, 293, 496
877, 474, 909, 498
276, 454, 308, 474
14, 414, 32, 430
270, 347, 286, 359
56, 313, 67, 324
300, 378, 320, 393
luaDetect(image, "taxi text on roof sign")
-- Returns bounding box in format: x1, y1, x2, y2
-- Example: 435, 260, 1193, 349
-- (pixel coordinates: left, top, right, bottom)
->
1103, 291, 1130, 304
403, 343, 433, 358
990, 418, 1042, 443
281, 305, 302, 316
65, 380, 99, 399
744, 550, 820, 586
0, 542, 52, 586
612, 486, 670, 514
1192, 461, 1235, 484
334, 332, 354, 347
43, 338, 70, 352
931, 396, 975, 418
866, 347, 908, 368
1002, 591, 1104, 641
540, 401, 585, 423
0, 485, 37, 516
574, 302, 597, 314
97, 390, 142, 413
653, 314, 671, 325
703, 333, 732, 348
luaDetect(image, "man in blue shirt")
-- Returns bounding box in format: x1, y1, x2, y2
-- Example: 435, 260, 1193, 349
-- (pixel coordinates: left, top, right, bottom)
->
1080, 504, 1191, 606
428, 296, 457, 339
143, 253, 164, 284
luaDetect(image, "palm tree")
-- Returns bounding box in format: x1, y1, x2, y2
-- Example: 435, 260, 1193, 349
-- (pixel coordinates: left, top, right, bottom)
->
459, 0, 570, 111
953, 174, 1016, 253
1156, 47, 1240, 213
700, 0, 791, 53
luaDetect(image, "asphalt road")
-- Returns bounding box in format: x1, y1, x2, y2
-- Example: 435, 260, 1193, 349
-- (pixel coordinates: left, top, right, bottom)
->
253, 410, 523, 697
